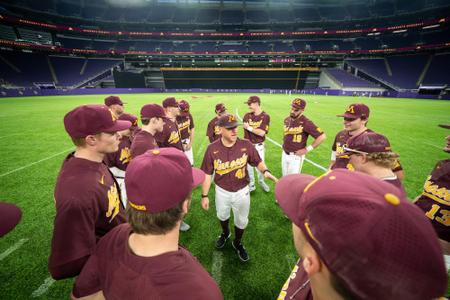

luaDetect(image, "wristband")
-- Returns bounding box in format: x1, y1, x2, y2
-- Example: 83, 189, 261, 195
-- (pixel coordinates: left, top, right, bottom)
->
201, 194, 208, 198
306, 145, 314, 152
247, 127, 253, 132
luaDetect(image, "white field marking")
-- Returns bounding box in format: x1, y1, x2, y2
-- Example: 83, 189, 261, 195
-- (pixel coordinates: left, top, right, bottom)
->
423, 141, 442, 150
285, 253, 297, 271
0, 133, 23, 139
235, 109, 328, 172
211, 251, 224, 285
0, 148, 72, 178
31, 276, 55, 298
0, 238, 28, 261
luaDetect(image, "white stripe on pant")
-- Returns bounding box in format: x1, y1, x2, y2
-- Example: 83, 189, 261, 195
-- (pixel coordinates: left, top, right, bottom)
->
215, 185, 250, 229
281, 151, 305, 176
247, 142, 267, 187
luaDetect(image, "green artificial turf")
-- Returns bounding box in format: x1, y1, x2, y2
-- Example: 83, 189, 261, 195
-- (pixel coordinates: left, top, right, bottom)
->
0, 93, 449, 299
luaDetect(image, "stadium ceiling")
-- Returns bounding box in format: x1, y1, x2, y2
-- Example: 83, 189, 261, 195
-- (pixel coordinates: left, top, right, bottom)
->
109, 0, 372, 6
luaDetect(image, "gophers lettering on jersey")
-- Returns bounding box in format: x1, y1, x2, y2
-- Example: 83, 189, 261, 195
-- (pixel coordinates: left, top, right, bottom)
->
177, 113, 195, 140
214, 153, 248, 176
243, 112, 270, 144
155, 118, 183, 151
283, 115, 323, 152
422, 175, 450, 205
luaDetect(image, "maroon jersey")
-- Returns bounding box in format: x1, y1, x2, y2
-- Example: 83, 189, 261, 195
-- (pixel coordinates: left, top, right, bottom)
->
206, 117, 221, 143
155, 118, 183, 151
177, 113, 195, 140
49, 154, 126, 279
130, 130, 158, 159
201, 138, 262, 192
243, 111, 270, 144
283, 115, 324, 153
415, 159, 450, 242
72, 224, 223, 300
383, 176, 406, 196
104, 136, 132, 171
278, 259, 312, 300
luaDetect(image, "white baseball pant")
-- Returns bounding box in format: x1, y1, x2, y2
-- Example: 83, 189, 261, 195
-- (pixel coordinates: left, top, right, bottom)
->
215, 185, 250, 229
182, 138, 194, 166
247, 142, 266, 187
281, 151, 305, 176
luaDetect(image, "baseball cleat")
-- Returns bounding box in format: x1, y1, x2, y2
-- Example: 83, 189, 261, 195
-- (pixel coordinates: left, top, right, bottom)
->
260, 181, 270, 193
215, 232, 231, 249
232, 240, 249, 262
180, 221, 191, 232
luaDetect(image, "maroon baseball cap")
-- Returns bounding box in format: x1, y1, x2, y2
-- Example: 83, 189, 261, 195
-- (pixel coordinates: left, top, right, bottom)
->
275, 169, 447, 300
337, 103, 370, 119
118, 113, 138, 128
245, 95, 260, 105
217, 114, 240, 129
140, 104, 165, 119
215, 103, 226, 113
291, 98, 306, 110
439, 124, 450, 129
342, 131, 391, 156
64, 105, 131, 139
125, 148, 205, 213
179, 100, 190, 115
0, 202, 22, 237
104, 95, 124, 106
162, 97, 179, 108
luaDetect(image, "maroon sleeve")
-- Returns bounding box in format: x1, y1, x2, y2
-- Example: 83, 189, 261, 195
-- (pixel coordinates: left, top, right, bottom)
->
247, 142, 262, 167
206, 120, 214, 143
189, 114, 195, 130
304, 119, 324, 139
200, 145, 215, 175
262, 114, 270, 134
103, 152, 115, 168
154, 129, 165, 148
332, 133, 339, 151
72, 254, 102, 298
49, 194, 98, 279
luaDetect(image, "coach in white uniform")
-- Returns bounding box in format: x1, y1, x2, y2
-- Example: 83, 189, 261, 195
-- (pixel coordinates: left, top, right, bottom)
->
282, 98, 326, 176
242, 95, 271, 192
200, 114, 277, 262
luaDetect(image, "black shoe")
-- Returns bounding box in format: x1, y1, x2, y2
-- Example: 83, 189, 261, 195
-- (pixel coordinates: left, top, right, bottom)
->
215, 232, 231, 249
232, 240, 250, 262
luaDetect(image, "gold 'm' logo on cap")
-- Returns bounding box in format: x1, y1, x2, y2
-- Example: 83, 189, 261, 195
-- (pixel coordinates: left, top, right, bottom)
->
293, 98, 303, 106
228, 115, 236, 122
347, 105, 355, 113
109, 109, 117, 121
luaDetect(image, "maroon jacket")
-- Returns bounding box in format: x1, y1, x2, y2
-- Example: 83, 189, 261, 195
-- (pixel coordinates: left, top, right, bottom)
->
130, 130, 158, 159
155, 117, 184, 151
104, 136, 132, 171
415, 159, 450, 242
201, 138, 262, 192
73, 224, 223, 300
49, 154, 126, 280
177, 113, 195, 140
206, 116, 221, 143
283, 115, 324, 153
243, 111, 270, 144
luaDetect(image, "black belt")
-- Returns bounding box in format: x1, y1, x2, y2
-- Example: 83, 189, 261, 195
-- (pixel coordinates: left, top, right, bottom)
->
284, 150, 296, 155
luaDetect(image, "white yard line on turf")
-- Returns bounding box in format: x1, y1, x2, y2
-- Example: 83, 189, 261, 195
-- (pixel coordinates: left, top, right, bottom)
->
235, 109, 328, 172
0, 238, 28, 261
211, 251, 224, 285
31, 276, 55, 298
0, 148, 72, 178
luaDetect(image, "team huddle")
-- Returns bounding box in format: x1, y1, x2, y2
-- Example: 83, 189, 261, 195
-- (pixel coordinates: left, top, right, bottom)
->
3, 94, 442, 299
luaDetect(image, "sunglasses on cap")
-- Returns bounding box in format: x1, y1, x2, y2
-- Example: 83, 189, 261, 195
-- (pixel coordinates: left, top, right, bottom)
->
342, 146, 368, 155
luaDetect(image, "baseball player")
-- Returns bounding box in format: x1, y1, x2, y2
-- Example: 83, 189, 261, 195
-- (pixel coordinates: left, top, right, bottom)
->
200, 114, 278, 262
49, 105, 131, 280
282, 98, 326, 176
130, 104, 165, 159
206, 103, 227, 143
177, 100, 195, 165
341, 131, 405, 193
330, 103, 405, 180
155, 97, 184, 151
275, 170, 447, 300
415, 124, 450, 265
104, 113, 139, 207
243, 95, 271, 192
72, 148, 223, 300
104, 95, 125, 118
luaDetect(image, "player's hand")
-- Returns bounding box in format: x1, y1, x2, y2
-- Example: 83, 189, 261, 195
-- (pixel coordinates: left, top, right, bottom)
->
295, 148, 308, 156
243, 122, 250, 130
265, 172, 278, 183
201, 197, 209, 211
